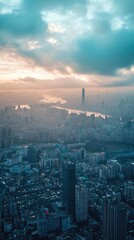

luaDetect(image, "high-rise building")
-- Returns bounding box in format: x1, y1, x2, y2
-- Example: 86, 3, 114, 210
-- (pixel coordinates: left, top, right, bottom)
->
75, 185, 88, 223
0, 179, 6, 232
0, 127, 13, 149
124, 181, 134, 199
27, 145, 37, 162
62, 161, 76, 218
103, 196, 127, 240
82, 88, 85, 106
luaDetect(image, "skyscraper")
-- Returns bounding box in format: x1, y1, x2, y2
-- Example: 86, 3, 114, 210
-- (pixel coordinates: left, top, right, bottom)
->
82, 88, 85, 106
62, 161, 76, 218
75, 185, 88, 223
27, 145, 37, 162
103, 196, 127, 240
0, 127, 13, 148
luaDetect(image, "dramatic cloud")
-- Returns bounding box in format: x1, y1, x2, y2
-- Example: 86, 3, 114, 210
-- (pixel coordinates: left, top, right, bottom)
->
0, 12, 46, 38
0, 0, 134, 89
71, 29, 134, 75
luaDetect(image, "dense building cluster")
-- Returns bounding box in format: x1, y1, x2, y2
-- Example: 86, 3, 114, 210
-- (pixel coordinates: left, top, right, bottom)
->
1, 99, 134, 145
0, 100, 134, 239
0, 141, 133, 240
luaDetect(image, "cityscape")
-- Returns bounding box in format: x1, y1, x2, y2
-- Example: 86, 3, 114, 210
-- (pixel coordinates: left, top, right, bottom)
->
0, 89, 134, 239
0, 0, 134, 240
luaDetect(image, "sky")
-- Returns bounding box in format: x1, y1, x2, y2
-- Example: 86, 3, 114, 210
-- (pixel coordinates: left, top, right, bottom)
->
0, 0, 134, 91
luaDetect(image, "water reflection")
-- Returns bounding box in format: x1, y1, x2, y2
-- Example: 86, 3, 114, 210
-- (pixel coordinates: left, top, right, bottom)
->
39, 95, 67, 104
53, 106, 108, 118
15, 105, 30, 110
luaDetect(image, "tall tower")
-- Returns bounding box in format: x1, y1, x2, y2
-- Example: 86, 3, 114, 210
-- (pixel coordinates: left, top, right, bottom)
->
75, 185, 88, 223
82, 88, 85, 106
27, 145, 37, 162
62, 162, 76, 218
103, 196, 127, 240
0, 127, 13, 149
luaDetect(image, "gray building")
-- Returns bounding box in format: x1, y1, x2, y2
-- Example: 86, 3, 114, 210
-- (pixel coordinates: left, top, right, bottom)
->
62, 161, 76, 218
103, 196, 127, 240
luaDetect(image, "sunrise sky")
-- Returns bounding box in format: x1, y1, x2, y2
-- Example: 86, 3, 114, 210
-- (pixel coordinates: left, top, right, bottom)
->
0, 0, 134, 91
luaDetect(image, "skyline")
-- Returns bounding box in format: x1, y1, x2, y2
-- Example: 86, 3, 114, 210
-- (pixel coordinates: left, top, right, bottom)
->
0, 0, 134, 91
0, 2, 134, 239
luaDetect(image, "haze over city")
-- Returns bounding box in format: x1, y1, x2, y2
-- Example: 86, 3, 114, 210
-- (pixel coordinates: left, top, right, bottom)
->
0, 1, 134, 240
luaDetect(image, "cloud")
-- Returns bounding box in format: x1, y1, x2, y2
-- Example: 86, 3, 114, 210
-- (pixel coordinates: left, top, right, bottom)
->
71, 29, 134, 75
7, 74, 134, 89
90, 13, 111, 35
0, 0, 134, 89
0, 76, 90, 91
22, 0, 88, 12
114, 0, 134, 16
0, 0, 88, 64
0, 12, 46, 38
102, 76, 134, 88
0, 0, 88, 42
0, 1, 48, 47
